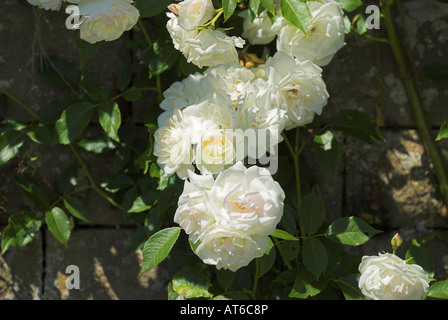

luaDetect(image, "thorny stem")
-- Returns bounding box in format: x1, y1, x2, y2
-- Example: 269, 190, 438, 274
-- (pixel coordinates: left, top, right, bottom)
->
381, 1, 448, 212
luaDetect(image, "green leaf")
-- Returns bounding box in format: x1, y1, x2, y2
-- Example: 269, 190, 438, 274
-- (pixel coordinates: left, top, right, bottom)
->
421, 63, 448, 81
171, 265, 213, 299
427, 280, 448, 299
148, 42, 180, 79
116, 59, 133, 92
259, 242, 276, 278
55, 102, 95, 144
26, 123, 56, 145
14, 174, 51, 210
1, 211, 42, 254
271, 229, 299, 241
40, 95, 79, 125
436, 119, 448, 141
100, 175, 134, 193
77, 39, 101, 69
326, 216, 381, 246
134, 0, 171, 18
63, 196, 90, 223
280, 0, 311, 34
216, 268, 236, 291
37, 55, 80, 89
123, 87, 143, 102
335, 278, 366, 300
302, 237, 327, 279
98, 101, 121, 142
0, 130, 25, 165
222, 0, 238, 22
260, 0, 275, 13
58, 161, 78, 194
314, 130, 340, 180
248, 0, 264, 21
128, 189, 158, 213
289, 268, 328, 299
80, 70, 109, 102
45, 207, 71, 247
356, 14, 367, 35
329, 109, 385, 144
300, 191, 325, 236
405, 239, 434, 278
337, 0, 363, 13
77, 134, 116, 154
140, 227, 181, 274
277, 240, 301, 265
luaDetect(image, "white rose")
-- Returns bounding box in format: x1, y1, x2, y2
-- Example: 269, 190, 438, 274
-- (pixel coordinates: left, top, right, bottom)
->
195, 227, 270, 271
358, 253, 430, 300
77, 0, 140, 44
178, 0, 215, 31
265, 51, 329, 130
167, 13, 245, 68
276, 0, 345, 66
153, 109, 194, 179
184, 28, 246, 68
159, 72, 215, 112
239, 10, 286, 45
204, 64, 255, 109
27, 0, 62, 11
208, 162, 285, 236
174, 176, 215, 243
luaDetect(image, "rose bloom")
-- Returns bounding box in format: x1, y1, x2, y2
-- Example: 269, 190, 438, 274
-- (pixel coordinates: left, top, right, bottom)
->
77, 0, 140, 44
167, 13, 245, 68
195, 227, 270, 272
238, 9, 286, 45
175, 163, 285, 271
358, 253, 430, 300
208, 162, 285, 236
276, 0, 345, 66
27, 0, 62, 11
177, 0, 215, 31
264, 51, 329, 130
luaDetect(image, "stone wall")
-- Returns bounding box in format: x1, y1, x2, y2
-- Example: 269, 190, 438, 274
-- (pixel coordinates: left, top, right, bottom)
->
1, 0, 447, 299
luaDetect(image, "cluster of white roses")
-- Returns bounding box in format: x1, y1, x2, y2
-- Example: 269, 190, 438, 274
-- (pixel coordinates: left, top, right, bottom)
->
27, 0, 140, 44
154, 0, 346, 272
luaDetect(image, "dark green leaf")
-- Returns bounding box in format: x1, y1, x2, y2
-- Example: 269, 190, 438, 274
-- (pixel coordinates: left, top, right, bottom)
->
134, 0, 171, 18
405, 239, 434, 278
55, 102, 95, 144
100, 175, 134, 193
314, 130, 340, 179
300, 191, 325, 236
216, 268, 236, 291
45, 207, 71, 247
302, 237, 327, 279
148, 43, 180, 79
80, 70, 109, 102
26, 123, 56, 145
289, 268, 328, 299
140, 227, 181, 274
0, 130, 25, 165
37, 55, 80, 89
58, 161, 78, 194
77, 134, 116, 154
123, 87, 143, 101
421, 63, 448, 81
281, 0, 311, 34
77, 39, 101, 69
329, 109, 384, 144
1, 211, 42, 254
14, 174, 51, 210
63, 196, 90, 223
116, 59, 133, 92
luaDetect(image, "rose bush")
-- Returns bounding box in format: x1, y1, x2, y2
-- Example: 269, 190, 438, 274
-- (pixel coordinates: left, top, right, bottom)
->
1, 0, 447, 301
